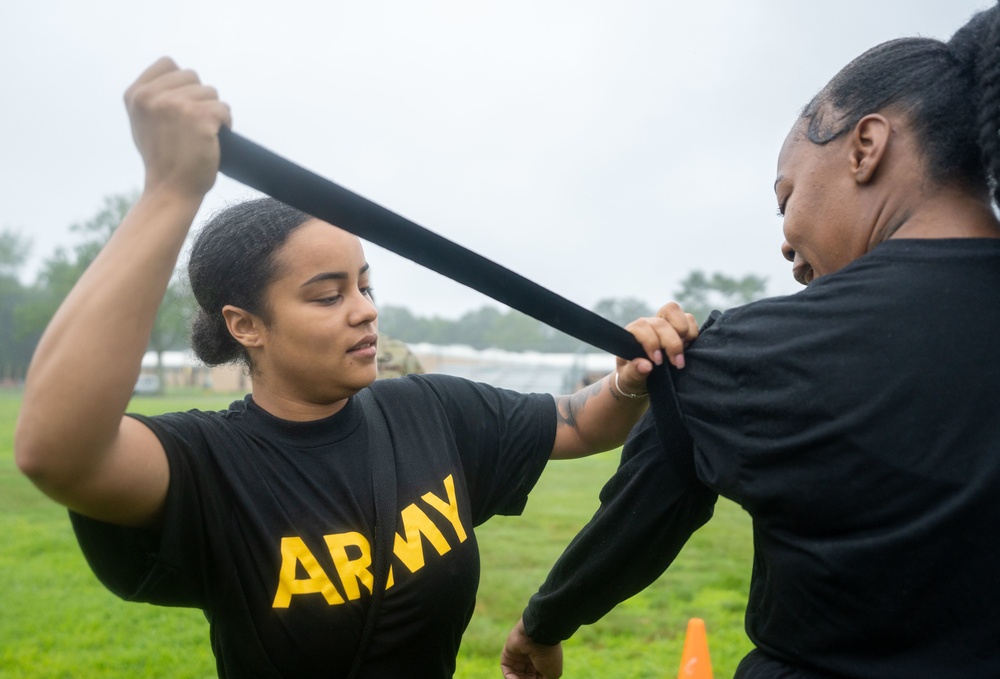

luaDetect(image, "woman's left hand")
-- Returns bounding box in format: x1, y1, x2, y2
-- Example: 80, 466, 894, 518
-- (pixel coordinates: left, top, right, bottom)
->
616, 302, 699, 396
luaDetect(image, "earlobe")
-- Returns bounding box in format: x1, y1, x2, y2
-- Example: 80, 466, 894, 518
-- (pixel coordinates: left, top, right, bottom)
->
222, 305, 264, 349
850, 114, 890, 185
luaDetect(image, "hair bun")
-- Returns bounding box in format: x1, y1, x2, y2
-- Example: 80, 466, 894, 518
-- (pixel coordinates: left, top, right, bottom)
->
948, 5, 1000, 72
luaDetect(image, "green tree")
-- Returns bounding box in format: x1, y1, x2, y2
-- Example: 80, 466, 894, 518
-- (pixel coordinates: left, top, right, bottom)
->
148, 275, 197, 392
674, 270, 768, 324
378, 305, 454, 345
485, 310, 548, 352
0, 229, 31, 278
18, 192, 139, 340
592, 297, 655, 327
0, 229, 34, 381
12, 191, 196, 391
70, 192, 137, 269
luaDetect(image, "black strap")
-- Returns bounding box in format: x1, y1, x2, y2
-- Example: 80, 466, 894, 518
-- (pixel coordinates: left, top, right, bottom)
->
217, 128, 645, 362
217, 128, 696, 479
347, 389, 396, 679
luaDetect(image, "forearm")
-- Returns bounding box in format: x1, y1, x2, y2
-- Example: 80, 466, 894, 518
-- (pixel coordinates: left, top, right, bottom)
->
16, 187, 202, 480
550, 372, 649, 459
525, 413, 717, 643
550, 304, 700, 459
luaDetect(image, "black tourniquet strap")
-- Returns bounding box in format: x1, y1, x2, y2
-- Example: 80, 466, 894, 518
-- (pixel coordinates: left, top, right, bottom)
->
348, 389, 396, 679
217, 128, 643, 362
217, 128, 697, 479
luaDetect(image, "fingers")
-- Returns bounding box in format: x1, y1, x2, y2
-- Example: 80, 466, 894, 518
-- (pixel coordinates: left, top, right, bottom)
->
500, 618, 563, 679
126, 61, 229, 126
657, 301, 699, 343
128, 56, 182, 89
124, 57, 231, 198
622, 302, 699, 372
500, 649, 542, 679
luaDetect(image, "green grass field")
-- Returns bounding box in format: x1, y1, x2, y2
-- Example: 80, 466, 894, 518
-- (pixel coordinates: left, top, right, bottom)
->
0, 389, 754, 678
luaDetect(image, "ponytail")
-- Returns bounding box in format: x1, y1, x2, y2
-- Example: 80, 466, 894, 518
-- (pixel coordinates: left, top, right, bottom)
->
950, 3, 1000, 206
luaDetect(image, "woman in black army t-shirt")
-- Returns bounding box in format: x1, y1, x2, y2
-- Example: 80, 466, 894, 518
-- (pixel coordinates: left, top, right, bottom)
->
14, 58, 696, 678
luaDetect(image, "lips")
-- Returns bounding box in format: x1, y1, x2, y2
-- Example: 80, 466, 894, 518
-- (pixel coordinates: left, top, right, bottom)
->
793, 262, 814, 286
347, 334, 378, 355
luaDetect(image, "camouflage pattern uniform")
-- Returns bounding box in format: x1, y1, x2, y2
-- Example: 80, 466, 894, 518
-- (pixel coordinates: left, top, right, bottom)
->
376, 335, 425, 379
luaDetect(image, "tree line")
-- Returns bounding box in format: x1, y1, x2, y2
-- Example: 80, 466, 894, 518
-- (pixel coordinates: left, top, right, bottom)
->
0, 193, 768, 383
1, 193, 191, 384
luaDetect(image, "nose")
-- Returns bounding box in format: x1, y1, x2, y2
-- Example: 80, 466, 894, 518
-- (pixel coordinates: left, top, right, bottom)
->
781, 241, 796, 263
349, 290, 378, 326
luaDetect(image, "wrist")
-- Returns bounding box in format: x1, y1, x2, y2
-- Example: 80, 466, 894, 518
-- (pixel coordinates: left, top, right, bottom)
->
613, 371, 648, 400
522, 605, 568, 647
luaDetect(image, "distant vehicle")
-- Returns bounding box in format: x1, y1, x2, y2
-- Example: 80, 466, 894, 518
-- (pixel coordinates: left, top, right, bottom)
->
133, 373, 161, 395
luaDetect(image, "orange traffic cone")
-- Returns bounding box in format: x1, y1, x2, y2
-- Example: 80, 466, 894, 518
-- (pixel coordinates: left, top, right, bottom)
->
676, 618, 713, 679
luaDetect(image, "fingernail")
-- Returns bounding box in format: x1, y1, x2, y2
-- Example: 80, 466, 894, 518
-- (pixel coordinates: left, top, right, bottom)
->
654, 349, 664, 366
674, 353, 685, 369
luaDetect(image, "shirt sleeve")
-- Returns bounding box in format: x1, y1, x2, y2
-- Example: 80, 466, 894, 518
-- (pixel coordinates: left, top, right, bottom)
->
68, 411, 219, 609
522, 409, 717, 645
414, 374, 558, 524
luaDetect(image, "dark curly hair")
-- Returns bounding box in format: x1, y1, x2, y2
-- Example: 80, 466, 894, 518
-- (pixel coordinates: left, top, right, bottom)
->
188, 196, 313, 371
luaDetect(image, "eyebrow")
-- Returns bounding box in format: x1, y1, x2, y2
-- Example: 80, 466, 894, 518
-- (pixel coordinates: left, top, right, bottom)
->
300, 263, 370, 287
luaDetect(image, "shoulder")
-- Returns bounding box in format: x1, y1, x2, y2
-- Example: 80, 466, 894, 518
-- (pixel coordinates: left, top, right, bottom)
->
368, 374, 555, 427
369, 373, 495, 403
126, 398, 253, 453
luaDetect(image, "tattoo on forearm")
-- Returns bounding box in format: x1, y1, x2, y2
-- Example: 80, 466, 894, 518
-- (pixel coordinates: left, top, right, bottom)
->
556, 380, 604, 429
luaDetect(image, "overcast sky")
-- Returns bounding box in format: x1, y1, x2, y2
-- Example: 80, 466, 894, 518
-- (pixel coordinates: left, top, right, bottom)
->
1, 1, 991, 325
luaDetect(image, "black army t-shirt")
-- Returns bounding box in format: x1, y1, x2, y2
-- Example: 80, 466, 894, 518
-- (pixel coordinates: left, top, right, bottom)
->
524, 240, 1000, 678
71, 374, 556, 678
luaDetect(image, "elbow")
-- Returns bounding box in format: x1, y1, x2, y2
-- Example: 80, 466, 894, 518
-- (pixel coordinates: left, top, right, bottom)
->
14, 387, 51, 480
14, 420, 51, 483
14, 429, 81, 507
14, 412, 71, 491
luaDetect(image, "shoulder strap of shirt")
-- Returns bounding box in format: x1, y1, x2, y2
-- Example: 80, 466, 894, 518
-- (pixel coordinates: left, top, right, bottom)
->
347, 387, 397, 679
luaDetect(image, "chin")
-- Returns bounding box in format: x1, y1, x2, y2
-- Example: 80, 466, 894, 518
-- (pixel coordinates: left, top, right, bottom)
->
355, 370, 378, 389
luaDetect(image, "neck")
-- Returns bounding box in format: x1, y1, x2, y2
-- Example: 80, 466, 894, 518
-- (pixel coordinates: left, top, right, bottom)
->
872, 185, 1000, 246
250, 387, 352, 422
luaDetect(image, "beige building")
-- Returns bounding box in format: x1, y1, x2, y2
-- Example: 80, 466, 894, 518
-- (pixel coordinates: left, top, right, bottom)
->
140, 340, 611, 396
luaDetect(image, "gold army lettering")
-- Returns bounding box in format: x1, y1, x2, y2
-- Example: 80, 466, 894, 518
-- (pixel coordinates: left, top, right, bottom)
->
272, 474, 467, 608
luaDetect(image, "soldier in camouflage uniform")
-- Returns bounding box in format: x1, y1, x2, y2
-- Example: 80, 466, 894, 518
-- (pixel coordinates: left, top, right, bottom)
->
376, 335, 424, 379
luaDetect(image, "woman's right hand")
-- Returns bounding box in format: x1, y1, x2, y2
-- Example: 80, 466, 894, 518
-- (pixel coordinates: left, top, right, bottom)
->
124, 57, 232, 199
15, 58, 231, 528
501, 617, 563, 679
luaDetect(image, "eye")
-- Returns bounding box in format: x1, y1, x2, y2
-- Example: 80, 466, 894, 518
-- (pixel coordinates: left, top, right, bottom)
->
316, 295, 343, 306
361, 286, 375, 302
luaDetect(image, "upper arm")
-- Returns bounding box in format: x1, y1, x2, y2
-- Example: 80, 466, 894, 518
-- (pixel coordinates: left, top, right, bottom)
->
31, 416, 170, 529
549, 393, 590, 459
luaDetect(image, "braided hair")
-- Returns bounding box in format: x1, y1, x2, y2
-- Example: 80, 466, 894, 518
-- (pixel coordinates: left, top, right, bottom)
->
800, 3, 1000, 205
188, 197, 313, 371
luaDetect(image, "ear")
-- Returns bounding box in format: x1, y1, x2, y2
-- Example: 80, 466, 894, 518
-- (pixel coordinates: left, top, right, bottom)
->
221, 304, 265, 349
849, 114, 891, 185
